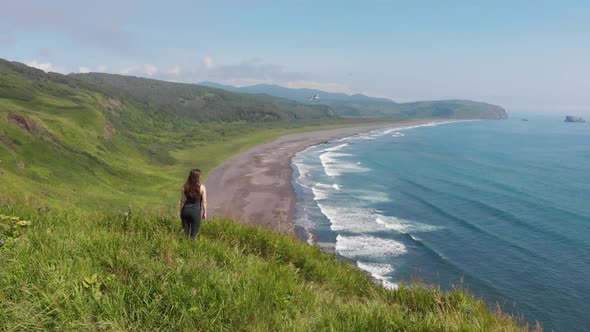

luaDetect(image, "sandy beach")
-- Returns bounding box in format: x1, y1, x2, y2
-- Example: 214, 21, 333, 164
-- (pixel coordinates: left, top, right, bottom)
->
205, 119, 439, 234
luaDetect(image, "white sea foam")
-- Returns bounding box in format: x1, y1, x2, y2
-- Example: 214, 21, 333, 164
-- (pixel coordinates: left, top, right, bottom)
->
311, 183, 332, 201
391, 132, 405, 138
322, 143, 349, 152
336, 234, 407, 258
310, 181, 439, 234
348, 188, 390, 203
294, 162, 313, 181
376, 120, 471, 137
381, 279, 398, 289
357, 261, 398, 289
319, 151, 369, 177
375, 216, 440, 233
357, 261, 394, 275
318, 204, 382, 232
381, 128, 398, 135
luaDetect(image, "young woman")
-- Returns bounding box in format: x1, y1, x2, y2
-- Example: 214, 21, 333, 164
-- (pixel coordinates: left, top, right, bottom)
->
179, 168, 207, 239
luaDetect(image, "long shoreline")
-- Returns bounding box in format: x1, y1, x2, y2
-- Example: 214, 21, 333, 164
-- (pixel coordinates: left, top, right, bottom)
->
205, 119, 445, 234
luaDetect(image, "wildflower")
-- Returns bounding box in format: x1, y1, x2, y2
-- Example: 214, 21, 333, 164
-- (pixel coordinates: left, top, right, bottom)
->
17, 220, 31, 226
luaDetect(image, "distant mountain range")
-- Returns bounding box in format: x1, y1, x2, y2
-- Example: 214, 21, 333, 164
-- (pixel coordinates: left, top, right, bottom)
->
199, 81, 392, 103
199, 81, 508, 120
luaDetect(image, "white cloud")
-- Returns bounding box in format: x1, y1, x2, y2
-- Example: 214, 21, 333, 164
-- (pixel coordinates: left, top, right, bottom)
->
120, 64, 158, 77
203, 58, 306, 83
203, 56, 214, 70
78, 65, 110, 74
24, 60, 65, 73
96, 57, 357, 96
167, 65, 181, 77
143, 64, 158, 76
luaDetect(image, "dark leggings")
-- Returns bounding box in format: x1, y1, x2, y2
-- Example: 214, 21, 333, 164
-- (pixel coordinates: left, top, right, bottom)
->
181, 206, 202, 239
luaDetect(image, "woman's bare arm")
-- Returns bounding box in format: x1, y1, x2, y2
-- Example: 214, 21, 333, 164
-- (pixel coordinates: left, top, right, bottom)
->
179, 186, 186, 213
201, 185, 207, 220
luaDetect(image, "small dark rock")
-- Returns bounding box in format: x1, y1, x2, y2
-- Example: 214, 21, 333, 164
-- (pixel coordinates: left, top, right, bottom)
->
565, 115, 586, 123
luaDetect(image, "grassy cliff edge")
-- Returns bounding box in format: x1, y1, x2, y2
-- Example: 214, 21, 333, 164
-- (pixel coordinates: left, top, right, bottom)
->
0, 202, 522, 331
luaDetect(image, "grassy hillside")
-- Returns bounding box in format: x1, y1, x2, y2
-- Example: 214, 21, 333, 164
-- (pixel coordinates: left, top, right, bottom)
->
198, 82, 508, 120
0, 59, 366, 210
0, 202, 522, 331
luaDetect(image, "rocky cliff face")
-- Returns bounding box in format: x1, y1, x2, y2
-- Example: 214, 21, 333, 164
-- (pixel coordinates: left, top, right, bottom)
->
564, 116, 586, 123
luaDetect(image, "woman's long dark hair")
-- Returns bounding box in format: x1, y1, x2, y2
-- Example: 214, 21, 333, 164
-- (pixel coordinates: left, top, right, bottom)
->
184, 169, 202, 199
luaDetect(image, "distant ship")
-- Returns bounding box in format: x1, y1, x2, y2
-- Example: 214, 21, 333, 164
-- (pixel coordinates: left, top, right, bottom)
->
521, 118, 529, 121
564, 116, 586, 123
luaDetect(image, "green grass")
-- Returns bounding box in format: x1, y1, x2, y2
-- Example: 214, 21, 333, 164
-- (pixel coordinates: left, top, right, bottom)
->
0, 94, 382, 211
0, 202, 521, 331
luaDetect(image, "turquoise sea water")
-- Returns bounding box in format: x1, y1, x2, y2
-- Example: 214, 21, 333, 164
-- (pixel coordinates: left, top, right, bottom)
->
292, 116, 590, 331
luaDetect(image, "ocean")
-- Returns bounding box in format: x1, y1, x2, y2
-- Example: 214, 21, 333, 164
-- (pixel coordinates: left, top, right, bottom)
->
292, 116, 590, 331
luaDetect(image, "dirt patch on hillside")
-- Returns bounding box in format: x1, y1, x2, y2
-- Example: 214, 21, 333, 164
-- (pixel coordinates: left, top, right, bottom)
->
0, 136, 13, 148
104, 98, 122, 110
7, 113, 54, 141
103, 123, 116, 141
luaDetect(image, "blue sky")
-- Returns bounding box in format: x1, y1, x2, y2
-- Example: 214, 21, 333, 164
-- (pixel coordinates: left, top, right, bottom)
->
1, 0, 589, 113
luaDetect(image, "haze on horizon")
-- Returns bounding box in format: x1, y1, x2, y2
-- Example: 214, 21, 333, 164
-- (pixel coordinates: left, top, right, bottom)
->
1, 0, 589, 114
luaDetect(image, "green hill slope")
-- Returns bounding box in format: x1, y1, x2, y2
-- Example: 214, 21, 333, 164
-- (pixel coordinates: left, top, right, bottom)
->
0, 203, 521, 331
0, 59, 347, 209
